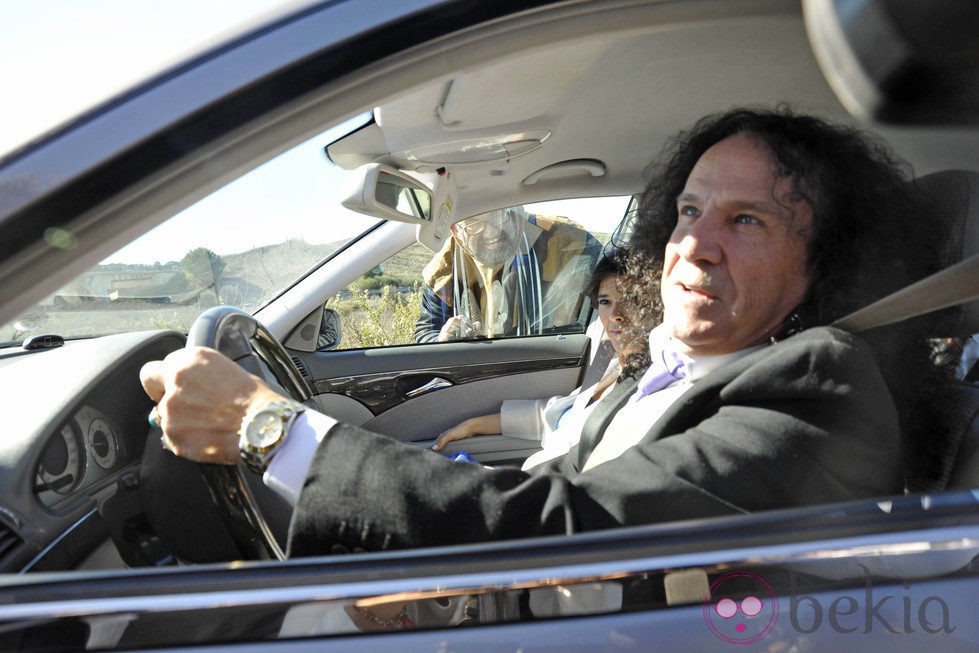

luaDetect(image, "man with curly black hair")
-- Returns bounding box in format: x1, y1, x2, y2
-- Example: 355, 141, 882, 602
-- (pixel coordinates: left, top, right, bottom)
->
619, 107, 937, 479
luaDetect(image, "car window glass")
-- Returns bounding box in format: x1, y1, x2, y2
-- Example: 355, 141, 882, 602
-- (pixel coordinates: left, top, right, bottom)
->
0, 116, 378, 344
325, 197, 630, 350
324, 242, 430, 349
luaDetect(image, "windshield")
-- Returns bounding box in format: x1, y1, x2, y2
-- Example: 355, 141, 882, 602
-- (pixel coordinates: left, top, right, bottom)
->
0, 118, 380, 345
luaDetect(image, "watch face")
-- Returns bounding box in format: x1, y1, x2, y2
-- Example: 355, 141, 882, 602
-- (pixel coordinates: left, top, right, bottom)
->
246, 410, 284, 449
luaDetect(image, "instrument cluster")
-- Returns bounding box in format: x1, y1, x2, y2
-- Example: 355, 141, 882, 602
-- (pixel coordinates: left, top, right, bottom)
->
35, 406, 130, 508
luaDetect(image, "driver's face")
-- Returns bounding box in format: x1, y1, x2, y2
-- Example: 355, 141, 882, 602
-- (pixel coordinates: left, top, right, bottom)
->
660, 134, 813, 356
454, 210, 518, 266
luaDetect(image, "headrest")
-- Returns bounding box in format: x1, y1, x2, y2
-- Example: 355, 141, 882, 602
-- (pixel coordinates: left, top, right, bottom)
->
914, 170, 979, 330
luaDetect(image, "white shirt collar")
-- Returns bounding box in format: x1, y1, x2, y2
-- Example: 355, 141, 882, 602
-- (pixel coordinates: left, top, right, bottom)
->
648, 324, 767, 383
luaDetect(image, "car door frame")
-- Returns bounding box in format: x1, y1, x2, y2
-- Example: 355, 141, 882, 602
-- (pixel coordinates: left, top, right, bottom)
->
3, 492, 978, 651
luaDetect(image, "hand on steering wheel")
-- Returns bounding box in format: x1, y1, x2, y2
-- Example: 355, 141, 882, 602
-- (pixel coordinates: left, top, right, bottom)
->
140, 306, 313, 560
141, 347, 281, 464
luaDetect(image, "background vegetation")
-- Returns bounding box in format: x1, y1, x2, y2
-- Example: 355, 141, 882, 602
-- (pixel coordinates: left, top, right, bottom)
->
326, 286, 422, 349
324, 242, 432, 348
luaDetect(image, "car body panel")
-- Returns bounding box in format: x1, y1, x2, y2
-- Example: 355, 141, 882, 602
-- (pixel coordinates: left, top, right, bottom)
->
3, 494, 979, 650
304, 333, 588, 448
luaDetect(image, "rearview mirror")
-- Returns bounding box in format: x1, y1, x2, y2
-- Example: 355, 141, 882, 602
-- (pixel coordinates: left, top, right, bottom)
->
342, 163, 432, 224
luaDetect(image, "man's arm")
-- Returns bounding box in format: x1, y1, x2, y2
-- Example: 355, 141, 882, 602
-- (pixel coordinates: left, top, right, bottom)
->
140, 347, 282, 464
141, 329, 902, 557
288, 328, 903, 556
536, 217, 603, 327
414, 284, 451, 343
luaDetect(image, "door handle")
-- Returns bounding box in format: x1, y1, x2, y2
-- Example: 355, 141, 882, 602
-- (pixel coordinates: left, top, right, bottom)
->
404, 377, 453, 398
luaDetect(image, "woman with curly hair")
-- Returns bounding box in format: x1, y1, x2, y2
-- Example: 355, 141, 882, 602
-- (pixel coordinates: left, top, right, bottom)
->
432, 252, 652, 469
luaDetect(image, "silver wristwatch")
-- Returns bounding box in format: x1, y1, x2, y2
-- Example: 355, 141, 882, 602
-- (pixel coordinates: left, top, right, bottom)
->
238, 399, 306, 474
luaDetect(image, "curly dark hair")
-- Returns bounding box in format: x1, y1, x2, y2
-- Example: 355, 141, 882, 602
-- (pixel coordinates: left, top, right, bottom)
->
584, 251, 629, 305
626, 106, 935, 331
585, 250, 653, 379
624, 106, 948, 487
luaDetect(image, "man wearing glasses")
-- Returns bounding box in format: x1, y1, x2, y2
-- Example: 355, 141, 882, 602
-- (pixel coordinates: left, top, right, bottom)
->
414, 205, 602, 342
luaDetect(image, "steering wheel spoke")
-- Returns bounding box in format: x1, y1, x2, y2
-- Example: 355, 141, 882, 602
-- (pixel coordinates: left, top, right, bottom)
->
186, 306, 313, 561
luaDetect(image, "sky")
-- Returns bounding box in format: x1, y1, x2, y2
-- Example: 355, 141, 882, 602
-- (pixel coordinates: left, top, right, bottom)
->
0, 0, 304, 156
104, 116, 378, 264
2, 0, 631, 267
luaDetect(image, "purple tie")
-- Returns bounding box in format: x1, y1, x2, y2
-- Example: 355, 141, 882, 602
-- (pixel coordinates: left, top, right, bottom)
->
636, 346, 687, 398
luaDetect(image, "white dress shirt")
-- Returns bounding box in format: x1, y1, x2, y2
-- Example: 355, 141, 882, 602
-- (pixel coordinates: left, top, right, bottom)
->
264, 410, 337, 506
582, 326, 763, 471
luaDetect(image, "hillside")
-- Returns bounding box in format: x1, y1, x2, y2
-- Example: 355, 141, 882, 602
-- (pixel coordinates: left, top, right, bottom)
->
84, 227, 614, 301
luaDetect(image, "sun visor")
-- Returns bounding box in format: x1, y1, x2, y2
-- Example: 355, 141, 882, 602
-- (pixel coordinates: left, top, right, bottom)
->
419, 171, 460, 252
340, 163, 433, 225
325, 122, 390, 170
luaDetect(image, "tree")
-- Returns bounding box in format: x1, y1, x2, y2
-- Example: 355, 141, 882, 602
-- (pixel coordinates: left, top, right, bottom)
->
180, 248, 226, 290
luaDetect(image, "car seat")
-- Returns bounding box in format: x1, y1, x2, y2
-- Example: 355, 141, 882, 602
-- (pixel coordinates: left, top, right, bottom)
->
911, 170, 979, 490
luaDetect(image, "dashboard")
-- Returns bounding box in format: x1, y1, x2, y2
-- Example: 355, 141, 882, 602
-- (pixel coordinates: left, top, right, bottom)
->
0, 330, 185, 572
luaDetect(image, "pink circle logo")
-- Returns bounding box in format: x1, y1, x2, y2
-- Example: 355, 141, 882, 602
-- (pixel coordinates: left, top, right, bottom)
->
702, 571, 778, 644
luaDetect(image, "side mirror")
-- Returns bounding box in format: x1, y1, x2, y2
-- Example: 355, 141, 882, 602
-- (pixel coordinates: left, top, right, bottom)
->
317, 308, 342, 350
342, 163, 432, 224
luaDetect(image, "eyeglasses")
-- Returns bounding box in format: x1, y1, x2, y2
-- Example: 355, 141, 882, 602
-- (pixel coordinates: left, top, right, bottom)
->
459, 209, 513, 237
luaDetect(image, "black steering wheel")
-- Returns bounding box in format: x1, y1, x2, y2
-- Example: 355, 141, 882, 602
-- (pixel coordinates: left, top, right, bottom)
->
185, 306, 314, 561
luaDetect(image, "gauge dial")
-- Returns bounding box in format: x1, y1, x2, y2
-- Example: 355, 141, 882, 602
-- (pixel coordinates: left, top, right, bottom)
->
37, 422, 85, 495
87, 417, 120, 470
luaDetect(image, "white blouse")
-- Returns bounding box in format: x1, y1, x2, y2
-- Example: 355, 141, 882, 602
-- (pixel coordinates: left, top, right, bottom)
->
500, 358, 622, 470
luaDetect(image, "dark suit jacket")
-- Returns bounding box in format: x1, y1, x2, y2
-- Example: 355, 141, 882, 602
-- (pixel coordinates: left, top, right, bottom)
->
288, 327, 902, 556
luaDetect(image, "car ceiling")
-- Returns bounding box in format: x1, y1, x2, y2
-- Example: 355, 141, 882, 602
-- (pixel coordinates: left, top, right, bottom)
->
327, 5, 978, 219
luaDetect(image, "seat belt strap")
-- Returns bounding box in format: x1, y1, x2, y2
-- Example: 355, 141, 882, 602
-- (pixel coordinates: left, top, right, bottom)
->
833, 253, 979, 332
